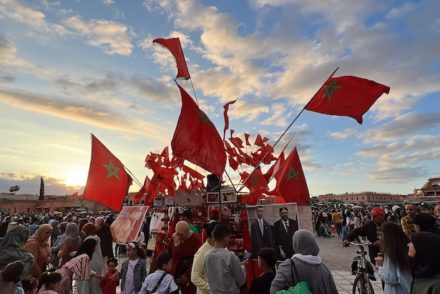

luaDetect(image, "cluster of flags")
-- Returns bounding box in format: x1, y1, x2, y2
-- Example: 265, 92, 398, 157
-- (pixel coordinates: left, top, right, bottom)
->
81, 37, 390, 211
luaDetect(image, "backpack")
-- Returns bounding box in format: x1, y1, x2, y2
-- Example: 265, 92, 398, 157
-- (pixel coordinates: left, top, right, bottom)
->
275, 260, 312, 294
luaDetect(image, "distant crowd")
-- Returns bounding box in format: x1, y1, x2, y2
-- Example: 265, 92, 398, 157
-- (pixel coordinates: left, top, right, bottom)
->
0, 201, 439, 294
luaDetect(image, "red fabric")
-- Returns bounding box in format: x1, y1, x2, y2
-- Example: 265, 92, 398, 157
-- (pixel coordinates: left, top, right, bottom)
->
133, 176, 152, 203
273, 148, 310, 205
305, 75, 390, 124
240, 167, 268, 201
171, 84, 226, 176
153, 37, 190, 80
150, 166, 177, 196
228, 155, 239, 170
229, 136, 244, 149
83, 135, 131, 211
182, 165, 204, 180
99, 269, 118, 294
264, 151, 285, 183
244, 133, 251, 146
223, 100, 236, 140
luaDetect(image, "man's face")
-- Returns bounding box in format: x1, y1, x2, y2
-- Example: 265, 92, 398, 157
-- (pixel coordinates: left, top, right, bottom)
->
176, 227, 190, 241
256, 207, 264, 219
280, 209, 288, 221
421, 207, 433, 215
405, 205, 416, 218
373, 214, 385, 224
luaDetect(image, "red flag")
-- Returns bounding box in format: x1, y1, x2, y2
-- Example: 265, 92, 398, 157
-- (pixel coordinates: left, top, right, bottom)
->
305, 75, 390, 124
244, 133, 251, 146
171, 84, 226, 176
240, 167, 268, 196
153, 37, 190, 80
83, 135, 132, 211
273, 148, 310, 205
133, 176, 152, 203
223, 100, 236, 140
229, 136, 244, 149
228, 155, 239, 171
264, 151, 285, 182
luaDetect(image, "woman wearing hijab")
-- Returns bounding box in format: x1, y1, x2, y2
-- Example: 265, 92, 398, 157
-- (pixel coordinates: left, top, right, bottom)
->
270, 229, 338, 294
51, 221, 68, 267
25, 224, 53, 278
77, 223, 103, 294
56, 238, 97, 294
58, 223, 82, 266
0, 226, 34, 280
408, 232, 440, 293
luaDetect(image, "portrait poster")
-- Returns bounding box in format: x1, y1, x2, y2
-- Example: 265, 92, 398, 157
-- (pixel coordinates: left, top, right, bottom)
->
297, 205, 313, 232
110, 206, 149, 244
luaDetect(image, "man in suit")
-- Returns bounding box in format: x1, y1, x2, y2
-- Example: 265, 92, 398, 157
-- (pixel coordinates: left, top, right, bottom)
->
273, 206, 298, 260
250, 206, 273, 257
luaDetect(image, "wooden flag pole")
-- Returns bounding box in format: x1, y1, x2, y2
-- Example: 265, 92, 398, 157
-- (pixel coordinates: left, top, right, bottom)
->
237, 66, 340, 193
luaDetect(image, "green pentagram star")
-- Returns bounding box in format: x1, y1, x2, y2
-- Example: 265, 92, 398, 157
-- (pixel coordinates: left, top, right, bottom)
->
322, 79, 341, 101
103, 161, 120, 180
286, 166, 299, 180
197, 109, 214, 127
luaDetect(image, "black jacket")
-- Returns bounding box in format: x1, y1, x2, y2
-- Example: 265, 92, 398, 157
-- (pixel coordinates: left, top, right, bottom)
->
273, 218, 298, 260
347, 220, 381, 263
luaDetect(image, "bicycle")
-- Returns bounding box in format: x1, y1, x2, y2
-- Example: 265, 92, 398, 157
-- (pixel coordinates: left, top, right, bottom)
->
350, 241, 375, 294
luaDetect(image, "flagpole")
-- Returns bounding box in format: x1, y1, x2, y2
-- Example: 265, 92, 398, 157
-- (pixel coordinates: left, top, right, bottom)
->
123, 165, 143, 188
224, 169, 238, 194
189, 79, 199, 104
237, 66, 340, 192
266, 135, 295, 184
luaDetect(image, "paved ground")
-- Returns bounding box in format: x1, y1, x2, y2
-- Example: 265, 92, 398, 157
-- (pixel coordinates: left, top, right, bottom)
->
75, 234, 383, 294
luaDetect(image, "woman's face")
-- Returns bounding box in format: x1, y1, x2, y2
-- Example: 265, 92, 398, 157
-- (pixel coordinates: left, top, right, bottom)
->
407, 242, 416, 258
42, 229, 53, 241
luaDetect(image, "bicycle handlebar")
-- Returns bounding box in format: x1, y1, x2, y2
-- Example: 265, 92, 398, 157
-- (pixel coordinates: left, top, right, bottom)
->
349, 241, 372, 246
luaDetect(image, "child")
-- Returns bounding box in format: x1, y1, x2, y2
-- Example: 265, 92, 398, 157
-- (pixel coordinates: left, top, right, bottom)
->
120, 242, 147, 294
140, 252, 179, 294
100, 258, 119, 294
37, 271, 62, 294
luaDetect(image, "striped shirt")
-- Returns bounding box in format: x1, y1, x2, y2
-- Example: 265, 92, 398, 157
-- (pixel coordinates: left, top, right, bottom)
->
56, 254, 91, 294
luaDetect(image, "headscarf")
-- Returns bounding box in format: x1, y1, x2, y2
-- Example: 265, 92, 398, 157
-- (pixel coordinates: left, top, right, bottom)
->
82, 223, 97, 236
412, 232, 440, 278
0, 226, 34, 280
58, 222, 68, 234
65, 223, 80, 242
292, 229, 319, 256
95, 217, 105, 228
26, 224, 52, 248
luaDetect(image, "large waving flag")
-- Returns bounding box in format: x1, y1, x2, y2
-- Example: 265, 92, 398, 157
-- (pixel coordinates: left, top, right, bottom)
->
171, 84, 226, 176
273, 148, 310, 205
305, 75, 390, 124
83, 135, 132, 211
153, 37, 190, 80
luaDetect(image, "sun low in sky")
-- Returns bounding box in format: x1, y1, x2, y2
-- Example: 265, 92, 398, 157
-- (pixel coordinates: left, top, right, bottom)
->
0, 0, 439, 196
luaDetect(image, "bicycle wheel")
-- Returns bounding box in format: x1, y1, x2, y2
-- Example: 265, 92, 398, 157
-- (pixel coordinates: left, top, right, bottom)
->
352, 275, 366, 294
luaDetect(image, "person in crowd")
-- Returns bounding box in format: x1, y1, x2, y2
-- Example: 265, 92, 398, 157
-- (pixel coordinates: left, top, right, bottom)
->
408, 232, 440, 293
250, 206, 273, 257
270, 229, 338, 294
25, 224, 53, 278
413, 212, 440, 234
78, 218, 89, 241
250, 247, 277, 294
140, 252, 179, 294
21, 276, 38, 294
345, 207, 385, 264
120, 242, 147, 294
400, 204, 418, 240
56, 238, 97, 294
204, 223, 246, 294
100, 258, 119, 294
273, 207, 298, 260
0, 225, 35, 280
374, 223, 413, 294
77, 223, 103, 293
96, 217, 113, 275
37, 271, 62, 294
0, 216, 11, 238
168, 220, 201, 294
58, 223, 81, 266
331, 210, 343, 237
191, 221, 218, 294
434, 204, 440, 218
0, 260, 25, 294
420, 203, 434, 215
51, 222, 67, 267
181, 209, 200, 235
29, 217, 40, 236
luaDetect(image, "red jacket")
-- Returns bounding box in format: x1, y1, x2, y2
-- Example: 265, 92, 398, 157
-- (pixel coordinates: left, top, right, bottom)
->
100, 269, 119, 294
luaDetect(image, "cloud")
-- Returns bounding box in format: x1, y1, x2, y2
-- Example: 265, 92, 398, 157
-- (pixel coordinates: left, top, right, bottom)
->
0, 172, 80, 195
0, 0, 67, 35
361, 112, 440, 142
63, 15, 135, 55
0, 88, 170, 142
103, 0, 115, 6
328, 128, 357, 140
261, 103, 288, 127
367, 167, 429, 183
229, 99, 269, 122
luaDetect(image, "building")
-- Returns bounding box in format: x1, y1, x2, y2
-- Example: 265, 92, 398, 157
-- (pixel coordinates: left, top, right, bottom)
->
411, 177, 440, 202
0, 193, 106, 214
318, 192, 405, 203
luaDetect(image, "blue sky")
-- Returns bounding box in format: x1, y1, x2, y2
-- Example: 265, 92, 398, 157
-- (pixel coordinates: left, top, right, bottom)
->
0, 0, 439, 196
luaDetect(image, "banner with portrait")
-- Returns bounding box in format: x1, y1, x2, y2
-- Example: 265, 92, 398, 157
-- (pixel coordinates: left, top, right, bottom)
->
110, 206, 149, 244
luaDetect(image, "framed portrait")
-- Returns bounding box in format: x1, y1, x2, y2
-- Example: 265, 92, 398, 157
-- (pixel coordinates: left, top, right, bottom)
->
206, 192, 220, 204
220, 187, 237, 203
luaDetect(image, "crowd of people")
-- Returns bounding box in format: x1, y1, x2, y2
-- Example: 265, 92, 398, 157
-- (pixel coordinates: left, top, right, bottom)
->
0, 201, 439, 294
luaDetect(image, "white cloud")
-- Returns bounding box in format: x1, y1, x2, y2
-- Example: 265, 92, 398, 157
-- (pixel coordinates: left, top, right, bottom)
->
328, 128, 357, 140
103, 0, 115, 6
63, 15, 135, 55
261, 103, 288, 127
229, 99, 269, 122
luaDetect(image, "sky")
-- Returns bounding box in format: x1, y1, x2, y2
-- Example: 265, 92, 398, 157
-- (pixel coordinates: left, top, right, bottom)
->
0, 0, 439, 197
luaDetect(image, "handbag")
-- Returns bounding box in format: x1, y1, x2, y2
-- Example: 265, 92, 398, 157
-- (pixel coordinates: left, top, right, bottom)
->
275, 260, 312, 294
144, 272, 167, 294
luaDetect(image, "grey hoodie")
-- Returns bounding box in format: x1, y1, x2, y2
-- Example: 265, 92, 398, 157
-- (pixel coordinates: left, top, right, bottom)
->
270, 230, 338, 294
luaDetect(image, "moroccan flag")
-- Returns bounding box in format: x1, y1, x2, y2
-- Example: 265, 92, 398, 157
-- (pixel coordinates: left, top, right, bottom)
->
83, 135, 132, 211
305, 75, 390, 124
153, 37, 190, 79
273, 148, 310, 205
264, 151, 285, 183
240, 167, 268, 196
223, 100, 236, 140
171, 84, 226, 176
133, 176, 152, 203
